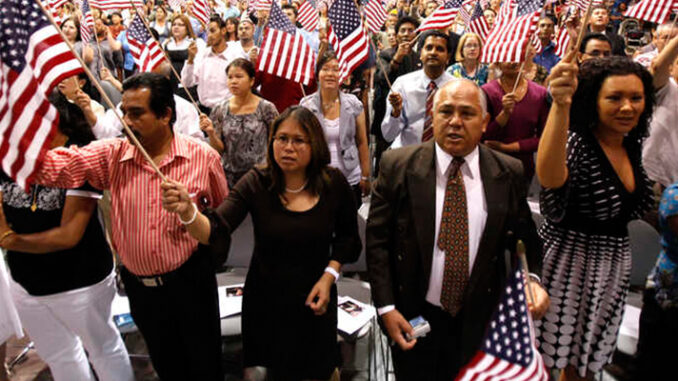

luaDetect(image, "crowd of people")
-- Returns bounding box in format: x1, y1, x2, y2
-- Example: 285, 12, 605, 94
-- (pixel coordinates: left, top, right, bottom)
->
1, 0, 678, 380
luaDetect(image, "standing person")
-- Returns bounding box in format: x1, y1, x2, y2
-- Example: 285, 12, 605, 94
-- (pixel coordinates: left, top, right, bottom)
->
536, 56, 655, 381
367, 79, 548, 380
207, 59, 279, 187
634, 180, 678, 381
225, 16, 239, 42
533, 16, 560, 73
446, 33, 489, 86
224, 16, 257, 62
150, 6, 171, 44
182, 16, 232, 113
382, 30, 455, 148
61, 16, 94, 65
163, 14, 205, 97
108, 12, 126, 39
160, 106, 361, 380
117, 28, 136, 79
586, 5, 626, 56
301, 52, 371, 204
0, 88, 134, 381
30, 73, 229, 381
481, 62, 549, 184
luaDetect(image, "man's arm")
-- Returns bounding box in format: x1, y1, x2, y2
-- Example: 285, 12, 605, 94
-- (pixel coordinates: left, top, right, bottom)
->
33, 140, 115, 191
653, 34, 678, 89
381, 80, 407, 143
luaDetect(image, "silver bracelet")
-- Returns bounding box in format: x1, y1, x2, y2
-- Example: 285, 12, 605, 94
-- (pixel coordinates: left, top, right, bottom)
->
178, 203, 198, 225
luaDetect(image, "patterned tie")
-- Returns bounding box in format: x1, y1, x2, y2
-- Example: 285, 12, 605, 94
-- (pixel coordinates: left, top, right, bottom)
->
439, 157, 469, 316
421, 81, 437, 142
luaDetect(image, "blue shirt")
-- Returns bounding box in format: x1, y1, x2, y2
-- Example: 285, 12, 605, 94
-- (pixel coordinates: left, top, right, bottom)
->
190, 16, 207, 41
647, 183, 678, 308
532, 42, 560, 73
117, 31, 135, 71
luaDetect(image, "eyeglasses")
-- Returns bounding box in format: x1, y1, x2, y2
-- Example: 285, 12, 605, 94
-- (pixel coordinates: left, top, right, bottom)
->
273, 135, 309, 148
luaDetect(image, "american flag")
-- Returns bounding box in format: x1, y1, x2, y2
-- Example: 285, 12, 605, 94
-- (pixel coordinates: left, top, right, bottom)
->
191, 0, 212, 27
554, 24, 571, 58
257, 2, 316, 85
90, 0, 144, 10
80, 0, 94, 44
45, 0, 63, 25
0, 0, 83, 189
482, 0, 543, 63
328, 0, 369, 82
365, 0, 388, 33
573, 0, 603, 11
624, 0, 675, 24
49, 0, 69, 10
530, 33, 543, 54
468, 0, 490, 42
455, 268, 549, 381
167, 0, 185, 11
418, 0, 464, 32
252, 0, 273, 11
127, 15, 165, 72
298, 0, 320, 32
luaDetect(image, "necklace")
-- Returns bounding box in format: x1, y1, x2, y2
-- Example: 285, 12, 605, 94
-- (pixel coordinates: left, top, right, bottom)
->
285, 180, 308, 194
322, 97, 339, 110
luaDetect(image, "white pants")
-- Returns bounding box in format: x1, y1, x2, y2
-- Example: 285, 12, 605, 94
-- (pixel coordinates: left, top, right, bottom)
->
10, 272, 134, 381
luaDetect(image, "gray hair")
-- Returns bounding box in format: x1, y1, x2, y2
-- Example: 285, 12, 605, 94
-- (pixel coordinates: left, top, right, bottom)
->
433, 78, 488, 118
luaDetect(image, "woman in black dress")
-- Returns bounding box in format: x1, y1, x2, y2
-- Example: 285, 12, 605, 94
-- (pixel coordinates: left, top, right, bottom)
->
161, 106, 361, 380
535, 56, 655, 380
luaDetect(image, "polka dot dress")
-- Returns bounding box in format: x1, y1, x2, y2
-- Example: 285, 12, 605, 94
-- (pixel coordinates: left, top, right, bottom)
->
535, 131, 653, 377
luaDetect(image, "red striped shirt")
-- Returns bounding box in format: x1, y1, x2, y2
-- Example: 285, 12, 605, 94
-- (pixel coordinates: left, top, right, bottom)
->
34, 135, 229, 276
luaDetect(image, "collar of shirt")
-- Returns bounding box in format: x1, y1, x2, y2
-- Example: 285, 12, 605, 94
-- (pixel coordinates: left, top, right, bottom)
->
205, 46, 230, 60
120, 134, 190, 167
434, 142, 480, 181
421, 70, 451, 89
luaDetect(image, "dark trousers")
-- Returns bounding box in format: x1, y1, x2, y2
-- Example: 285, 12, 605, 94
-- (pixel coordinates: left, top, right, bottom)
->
391, 303, 464, 381
634, 288, 678, 381
120, 251, 224, 381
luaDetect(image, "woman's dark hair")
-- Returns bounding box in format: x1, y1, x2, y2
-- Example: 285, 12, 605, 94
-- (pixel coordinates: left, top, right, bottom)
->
570, 57, 655, 148
61, 16, 82, 42
122, 73, 177, 128
264, 106, 331, 200
226, 58, 256, 79
226, 16, 239, 39
49, 80, 96, 146
315, 51, 338, 79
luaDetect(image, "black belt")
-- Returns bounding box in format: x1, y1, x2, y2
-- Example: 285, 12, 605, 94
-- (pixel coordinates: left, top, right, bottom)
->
122, 250, 204, 288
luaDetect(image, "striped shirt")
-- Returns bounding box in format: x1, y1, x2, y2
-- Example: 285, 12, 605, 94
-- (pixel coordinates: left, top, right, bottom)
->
34, 135, 229, 276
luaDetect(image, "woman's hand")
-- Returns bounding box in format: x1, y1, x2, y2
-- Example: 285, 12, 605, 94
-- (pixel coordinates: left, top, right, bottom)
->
74, 89, 92, 113
359, 178, 370, 197
547, 50, 579, 106
501, 92, 517, 114
305, 273, 335, 316
199, 113, 215, 135
160, 180, 195, 221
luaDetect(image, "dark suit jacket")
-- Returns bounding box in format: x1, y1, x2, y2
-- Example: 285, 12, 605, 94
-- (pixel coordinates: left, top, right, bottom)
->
366, 141, 542, 364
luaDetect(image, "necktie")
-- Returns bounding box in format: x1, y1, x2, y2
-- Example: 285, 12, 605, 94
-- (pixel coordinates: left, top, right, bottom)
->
439, 157, 469, 316
421, 81, 437, 142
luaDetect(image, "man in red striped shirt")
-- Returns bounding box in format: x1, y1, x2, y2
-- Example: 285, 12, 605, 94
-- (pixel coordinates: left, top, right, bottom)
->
33, 73, 229, 380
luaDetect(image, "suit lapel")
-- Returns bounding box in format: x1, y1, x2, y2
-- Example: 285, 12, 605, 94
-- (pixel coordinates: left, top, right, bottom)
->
407, 141, 436, 284
466, 145, 509, 298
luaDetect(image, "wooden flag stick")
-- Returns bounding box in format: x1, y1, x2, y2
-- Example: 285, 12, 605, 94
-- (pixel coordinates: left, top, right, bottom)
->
516, 239, 537, 307
570, 0, 595, 55
368, 36, 394, 90
93, 30, 107, 69
511, 60, 526, 93
36, 0, 168, 182
129, 0, 203, 113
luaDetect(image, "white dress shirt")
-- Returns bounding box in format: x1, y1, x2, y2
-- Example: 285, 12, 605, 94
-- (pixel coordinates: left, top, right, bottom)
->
224, 40, 254, 62
381, 70, 455, 148
377, 144, 487, 316
92, 95, 204, 141
643, 78, 678, 187
181, 47, 232, 108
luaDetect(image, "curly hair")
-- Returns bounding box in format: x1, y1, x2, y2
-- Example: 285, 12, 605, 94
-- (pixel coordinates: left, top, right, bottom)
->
570, 56, 655, 149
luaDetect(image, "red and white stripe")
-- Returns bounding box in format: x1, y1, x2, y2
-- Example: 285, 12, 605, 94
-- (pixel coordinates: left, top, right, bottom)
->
0, 26, 82, 189
624, 0, 675, 24
418, 1, 463, 32
48, 0, 69, 10
365, 0, 388, 34
456, 346, 549, 381
469, 13, 490, 42
90, 0, 144, 10
35, 137, 229, 276
554, 24, 571, 58
252, 0, 273, 11
257, 28, 317, 85
191, 0, 212, 26
298, 0, 320, 32
80, 2, 95, 43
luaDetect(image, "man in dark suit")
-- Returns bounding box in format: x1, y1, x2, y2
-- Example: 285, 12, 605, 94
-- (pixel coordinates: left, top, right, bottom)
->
366, 79, 550, 381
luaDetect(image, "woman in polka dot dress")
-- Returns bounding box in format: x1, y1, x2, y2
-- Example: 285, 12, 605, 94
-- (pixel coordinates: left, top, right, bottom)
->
534, 56, 655, 381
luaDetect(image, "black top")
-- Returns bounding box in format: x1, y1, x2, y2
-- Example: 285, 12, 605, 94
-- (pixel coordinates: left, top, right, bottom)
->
205, 167, 361, 379
1, 174, 112, 296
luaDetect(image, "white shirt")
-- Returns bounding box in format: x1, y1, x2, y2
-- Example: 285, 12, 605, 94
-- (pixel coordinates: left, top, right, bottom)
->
377, 144, 488, 315
643, 78, 678, 187
92, 95, 204, 141
381, 70, 455, 148
181, 47, 232, 108
224, 40, 254, 62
